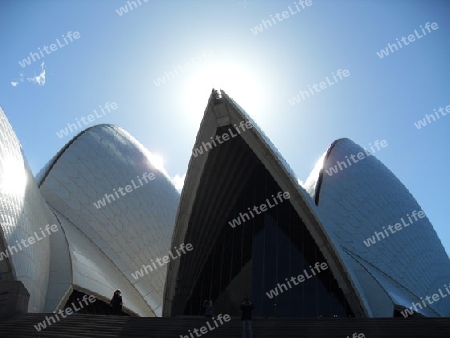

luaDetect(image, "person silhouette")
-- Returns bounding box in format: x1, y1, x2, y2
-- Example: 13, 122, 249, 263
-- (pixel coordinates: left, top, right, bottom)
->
110, 289, 123, 315
240, 297, 255, 338
203, 300, 214, 317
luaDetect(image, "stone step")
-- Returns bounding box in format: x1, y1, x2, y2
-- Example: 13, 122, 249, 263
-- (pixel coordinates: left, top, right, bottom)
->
0, 314, 449, 337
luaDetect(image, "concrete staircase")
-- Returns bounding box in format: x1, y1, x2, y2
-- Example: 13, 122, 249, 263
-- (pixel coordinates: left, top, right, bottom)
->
1, 314, 450, 337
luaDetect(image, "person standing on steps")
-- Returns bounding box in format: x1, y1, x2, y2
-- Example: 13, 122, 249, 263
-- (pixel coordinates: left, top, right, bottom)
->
110, 289, 123, 315
240, 297, 255, 338
203, 300, 214, 317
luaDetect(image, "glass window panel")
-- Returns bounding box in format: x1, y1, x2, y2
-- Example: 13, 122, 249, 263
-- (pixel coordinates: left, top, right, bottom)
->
183, 144, 354, 318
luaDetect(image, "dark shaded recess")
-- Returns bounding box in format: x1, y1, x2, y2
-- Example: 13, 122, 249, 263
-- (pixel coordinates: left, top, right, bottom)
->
171, 125, 260, 316
314, 139, 340, 205
64, 290, 130, 316
173, 127, 353, 317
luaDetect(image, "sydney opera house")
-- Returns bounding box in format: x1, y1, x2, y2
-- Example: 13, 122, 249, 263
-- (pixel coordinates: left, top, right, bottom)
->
1, 90, 450, 319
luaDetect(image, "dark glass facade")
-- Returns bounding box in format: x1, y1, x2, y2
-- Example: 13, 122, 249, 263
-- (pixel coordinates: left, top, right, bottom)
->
184, 154, 353, 317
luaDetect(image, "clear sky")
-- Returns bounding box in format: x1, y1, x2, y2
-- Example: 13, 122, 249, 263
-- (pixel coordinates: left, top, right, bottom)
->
1, 1, 449, 253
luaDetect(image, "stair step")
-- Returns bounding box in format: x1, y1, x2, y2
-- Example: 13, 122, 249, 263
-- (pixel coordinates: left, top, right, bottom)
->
0, 314, 449, 337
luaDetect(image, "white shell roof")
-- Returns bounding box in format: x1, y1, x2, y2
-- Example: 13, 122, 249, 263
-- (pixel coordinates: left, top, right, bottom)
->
166, 91, 450, 317
39, 124, 180, 316
0, 107, 58, 312
306, 138, 450, 316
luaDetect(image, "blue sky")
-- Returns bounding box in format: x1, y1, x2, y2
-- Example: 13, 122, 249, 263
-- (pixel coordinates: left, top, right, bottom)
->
1, 1, 449, 253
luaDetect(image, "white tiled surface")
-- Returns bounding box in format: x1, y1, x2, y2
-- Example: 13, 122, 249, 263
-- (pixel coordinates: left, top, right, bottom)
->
43, 208, 73, 312
39, 125, 179, 316
0, 107, 59, 312
6, 91, 446, 318
308, 138, 450, 316
0, 110, 179, 316
55, 209, 155, 316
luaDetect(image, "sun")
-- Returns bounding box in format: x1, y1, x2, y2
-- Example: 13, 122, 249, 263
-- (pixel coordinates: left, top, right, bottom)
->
183, 61, 265, 120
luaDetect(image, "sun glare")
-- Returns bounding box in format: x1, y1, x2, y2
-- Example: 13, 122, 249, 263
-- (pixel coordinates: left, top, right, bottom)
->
147, 152, 166, 173
0, 157, 28, 196
184, 62, 265, 119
